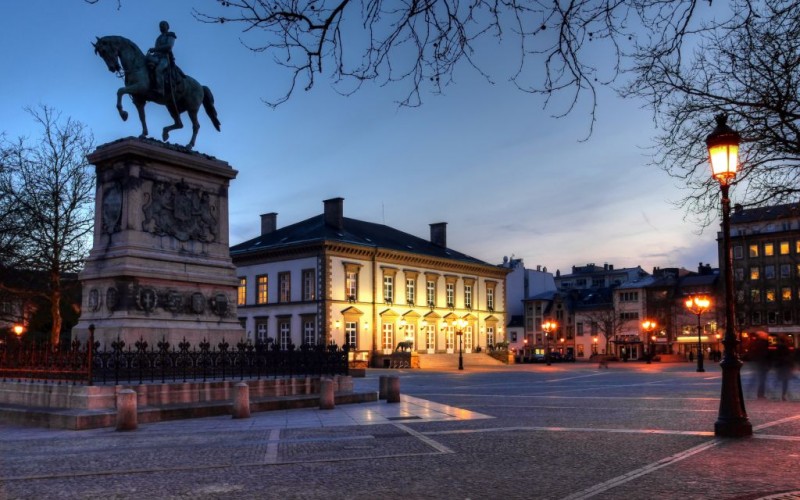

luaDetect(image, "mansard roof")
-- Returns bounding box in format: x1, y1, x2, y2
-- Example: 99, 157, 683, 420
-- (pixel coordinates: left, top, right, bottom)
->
230, 214, 492, 267
731, 202, 800, 225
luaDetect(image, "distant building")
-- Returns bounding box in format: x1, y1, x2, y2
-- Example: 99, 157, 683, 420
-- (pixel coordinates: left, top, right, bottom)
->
231, 198, 509, 367
724, 202, 800, 349
499, 257, 555, 352
555, 263, 648, 291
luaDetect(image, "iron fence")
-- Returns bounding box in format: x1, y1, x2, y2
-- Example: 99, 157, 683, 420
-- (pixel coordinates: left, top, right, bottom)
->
0, 337, 349, 385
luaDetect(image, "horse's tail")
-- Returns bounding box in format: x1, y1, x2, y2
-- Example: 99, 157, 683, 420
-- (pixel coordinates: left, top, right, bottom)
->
202, 86, 221, 131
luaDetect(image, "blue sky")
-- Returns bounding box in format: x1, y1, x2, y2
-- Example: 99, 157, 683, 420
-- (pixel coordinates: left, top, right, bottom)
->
0, 0, 720, 275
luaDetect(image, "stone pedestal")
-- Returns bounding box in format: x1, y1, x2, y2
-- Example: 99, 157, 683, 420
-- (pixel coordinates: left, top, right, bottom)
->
73, 138, 244, 346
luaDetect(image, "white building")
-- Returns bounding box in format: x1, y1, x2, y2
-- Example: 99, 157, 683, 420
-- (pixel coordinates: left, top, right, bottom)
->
500, 257, 556, 352
230, 198, 509, 367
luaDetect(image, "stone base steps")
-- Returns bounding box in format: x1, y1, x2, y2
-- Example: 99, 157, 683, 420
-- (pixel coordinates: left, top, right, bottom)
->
417, 353, 506, 370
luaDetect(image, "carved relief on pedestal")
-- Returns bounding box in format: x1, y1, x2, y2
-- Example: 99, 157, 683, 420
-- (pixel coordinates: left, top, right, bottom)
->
88, 289, 101, 312
141, 179, 218, 242
106, 287, 119, 311
101, 182, 123, 234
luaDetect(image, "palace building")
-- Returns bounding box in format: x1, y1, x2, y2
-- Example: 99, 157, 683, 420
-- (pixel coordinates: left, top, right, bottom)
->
230, 198, 509, 367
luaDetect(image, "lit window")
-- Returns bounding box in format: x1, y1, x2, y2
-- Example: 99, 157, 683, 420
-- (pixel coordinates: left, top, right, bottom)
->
749, 245, 759, 257
383, 275, 394, 303
464, 285, 473, 309
764, 243, 774, 256
766, 289, 776, 302
750, 267, 760, 280
781, 287, 792, 301
256, 275, 268, 304
345, 321, 357, 348
346, 270, 358, 300
237, 277, 247, 306
382, 323, 394, 350
780, 241, 790, 255
406, 278, 415, 305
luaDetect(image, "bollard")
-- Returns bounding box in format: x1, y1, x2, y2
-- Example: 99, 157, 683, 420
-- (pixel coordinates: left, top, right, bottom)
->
386, 376, 401, 403
379, 375, 389, 400
232, 382, 251, 419
116, 389, 138, 431
319, 378, 335, 410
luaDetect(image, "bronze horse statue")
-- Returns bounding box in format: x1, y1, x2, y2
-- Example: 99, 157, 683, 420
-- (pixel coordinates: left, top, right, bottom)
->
93, 36, 220, 149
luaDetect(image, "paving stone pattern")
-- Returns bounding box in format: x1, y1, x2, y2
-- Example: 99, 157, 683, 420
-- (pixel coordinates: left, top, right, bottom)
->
1, 363, 799, 499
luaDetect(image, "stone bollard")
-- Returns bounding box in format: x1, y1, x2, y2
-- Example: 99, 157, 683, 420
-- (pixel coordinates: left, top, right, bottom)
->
379, 375, 389, 400
116, 389, 138, 431
386, 376, 401, 403
319, 378, 335, 410
232, 382, 251, 419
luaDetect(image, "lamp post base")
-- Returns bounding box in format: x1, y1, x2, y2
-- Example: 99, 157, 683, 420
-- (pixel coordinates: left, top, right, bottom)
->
714, 419, 753, 437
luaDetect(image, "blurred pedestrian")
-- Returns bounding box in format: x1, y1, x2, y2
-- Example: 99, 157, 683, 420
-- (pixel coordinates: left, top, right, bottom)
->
774, 337, 793, 401
750, 332, 772, 399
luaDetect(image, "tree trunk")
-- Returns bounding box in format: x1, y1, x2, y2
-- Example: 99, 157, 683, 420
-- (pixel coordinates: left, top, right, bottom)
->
50, 272, 62, 346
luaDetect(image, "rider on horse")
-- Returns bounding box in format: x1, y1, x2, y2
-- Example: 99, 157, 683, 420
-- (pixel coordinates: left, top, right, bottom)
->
146, 20, 176, 98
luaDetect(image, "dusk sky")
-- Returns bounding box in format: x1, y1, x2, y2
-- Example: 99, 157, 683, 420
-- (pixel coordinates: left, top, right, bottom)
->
1, 0, 723, 275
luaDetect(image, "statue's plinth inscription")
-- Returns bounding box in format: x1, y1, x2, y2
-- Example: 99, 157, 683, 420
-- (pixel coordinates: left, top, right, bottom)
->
74, 138, 243, 345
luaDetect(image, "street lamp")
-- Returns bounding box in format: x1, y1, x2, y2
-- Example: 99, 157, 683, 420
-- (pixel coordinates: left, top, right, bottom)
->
542, 320, 557, 366
684, 295, 711, 372
641, 320, 657, 364
456, 318, 467, 370
706, 113, 752, 437
13, 324, 24, 337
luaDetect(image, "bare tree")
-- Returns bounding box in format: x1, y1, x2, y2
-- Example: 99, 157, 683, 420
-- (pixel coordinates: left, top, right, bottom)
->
580, 307, 630, 356
625, 0, 800, 225
0, 106, 95, 345
187, 0, 714, 135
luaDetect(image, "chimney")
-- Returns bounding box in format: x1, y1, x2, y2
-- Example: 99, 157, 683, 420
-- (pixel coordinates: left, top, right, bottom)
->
260, 212, 277, 235
430, 222, 447, 247
323, 197, 344, 230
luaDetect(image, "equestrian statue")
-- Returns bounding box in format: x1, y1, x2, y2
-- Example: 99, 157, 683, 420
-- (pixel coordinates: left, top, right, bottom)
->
93, 21, 220, 150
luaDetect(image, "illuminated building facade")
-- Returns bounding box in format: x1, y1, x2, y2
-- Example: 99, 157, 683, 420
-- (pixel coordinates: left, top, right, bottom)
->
231, 198, 509, 366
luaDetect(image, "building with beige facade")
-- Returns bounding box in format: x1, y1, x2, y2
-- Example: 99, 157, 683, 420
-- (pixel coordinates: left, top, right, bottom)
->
230, 198, 509, 367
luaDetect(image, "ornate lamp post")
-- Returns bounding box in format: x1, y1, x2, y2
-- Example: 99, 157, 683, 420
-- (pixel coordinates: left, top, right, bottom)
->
641, 320, 657, 364
456, 318, 467, 370
706, 114, 752, 437
542, 320, 557, 366
685, 295, 711, 372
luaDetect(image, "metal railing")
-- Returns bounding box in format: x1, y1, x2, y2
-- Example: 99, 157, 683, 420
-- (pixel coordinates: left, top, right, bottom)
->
0, 337, 349, 386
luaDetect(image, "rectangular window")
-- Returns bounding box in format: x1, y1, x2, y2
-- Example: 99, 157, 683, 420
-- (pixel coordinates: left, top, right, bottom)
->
426, 281, 436, 306
487, 288, 495, 311
279, 319, 291, 350
446, 283, 455, 307
620, 292, 639, 302
764, 243, 774, 256
403, 324, 416, 350
346, 270, 358, 301
302, 269, 315, 301
733, 246, 743, 259
781, 287, 792, 301
487, 326, 495, 346
345, 321, 357, 348
256, 275, 268, 304
279, 272, 291, 303
577, 344, 585, 357
237, 277, 247, 306
734, 268, 744, 281
751, 289, 761, 303
255, 320, 268, 343
406, 278, 415, 305
783, 310, 793, 324
303, 319, 316, 346
765, 265, 775, 279
797, 240, 800, 254
383, 275, 394, 303
382, 323, 394, 350
576, 322, 584, 336
780, 241, 790, 255
766, 289, 776, 302
750, 267, 760, 280
749, 244, 759, 257
781, 264, 791, 278
464, 285, 473, 309
768, 311, 778, 325
752, 311, 762, 324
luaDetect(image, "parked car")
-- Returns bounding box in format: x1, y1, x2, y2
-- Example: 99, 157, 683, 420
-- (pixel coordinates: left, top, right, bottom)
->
548, 352, 563, 362
563, 352, 576, 362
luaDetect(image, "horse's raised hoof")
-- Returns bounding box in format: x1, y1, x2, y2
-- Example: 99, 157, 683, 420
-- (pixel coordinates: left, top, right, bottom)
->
162, 131, 169, 141
120, 110, 128, 121
138, 133, 147, 139
185, 142, 194, 150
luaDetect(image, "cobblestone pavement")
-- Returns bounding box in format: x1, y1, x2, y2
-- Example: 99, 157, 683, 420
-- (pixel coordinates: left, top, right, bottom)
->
1, 362, 799, 499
